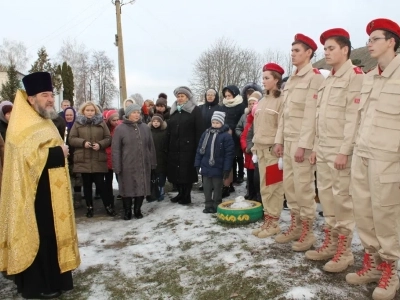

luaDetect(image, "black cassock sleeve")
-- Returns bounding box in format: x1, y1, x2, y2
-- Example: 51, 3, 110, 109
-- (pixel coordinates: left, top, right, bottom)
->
45, 146, 65, 169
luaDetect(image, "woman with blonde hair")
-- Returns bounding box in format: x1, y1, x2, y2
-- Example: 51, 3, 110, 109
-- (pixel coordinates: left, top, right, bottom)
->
69, 101, 113, 218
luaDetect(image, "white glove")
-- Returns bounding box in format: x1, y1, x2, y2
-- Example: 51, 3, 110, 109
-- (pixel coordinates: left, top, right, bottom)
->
252, 154, 258, 164
278, 157, 283, 170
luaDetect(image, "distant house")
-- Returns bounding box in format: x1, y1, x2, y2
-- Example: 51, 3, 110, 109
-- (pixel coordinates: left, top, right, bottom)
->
313, 46, 400, 73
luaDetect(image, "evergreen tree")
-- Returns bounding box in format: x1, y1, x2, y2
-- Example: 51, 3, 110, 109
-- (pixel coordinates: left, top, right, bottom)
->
0, 64, 21, 102
60, 62, 74, 106
29, 47, 62, 93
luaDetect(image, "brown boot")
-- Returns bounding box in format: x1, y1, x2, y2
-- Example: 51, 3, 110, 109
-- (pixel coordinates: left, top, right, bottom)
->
305, 225, 337, 261
346, 252, 382, 285
252, 214, 270, 236
372, 261, 400, 300
292, 219, 316, 252
258, 215, 280, 238
275, 213, 302, 244
323, 234, 354, 272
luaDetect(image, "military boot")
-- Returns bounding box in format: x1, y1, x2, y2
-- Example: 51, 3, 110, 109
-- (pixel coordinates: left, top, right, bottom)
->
323, 234, 354, 272
258, 215, 280, 238
292, 219, 316, 252
372, 260, 400, 300
346, 252, 382, 285
275, 212, 302, 244
305, 225, 337, 261
252, 214, 270, 236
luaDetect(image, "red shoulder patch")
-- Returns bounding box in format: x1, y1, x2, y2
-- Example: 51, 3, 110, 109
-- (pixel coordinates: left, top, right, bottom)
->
353, 67, 363, 74
313, 68, 321, 74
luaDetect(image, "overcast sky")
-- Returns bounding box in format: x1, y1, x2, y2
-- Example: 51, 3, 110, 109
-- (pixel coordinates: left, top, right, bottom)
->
1, 0, 399, 107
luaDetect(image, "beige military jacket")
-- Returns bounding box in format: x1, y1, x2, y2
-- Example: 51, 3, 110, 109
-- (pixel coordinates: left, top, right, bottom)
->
315, 59, 364, 155
252, 93, 283, 151
355, 55, 400, 162
275, 62, 324, 149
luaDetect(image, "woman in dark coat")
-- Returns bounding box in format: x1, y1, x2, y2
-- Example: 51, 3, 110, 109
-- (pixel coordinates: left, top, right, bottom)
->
167, 86, 203, 205
112, 103, 156, 220
199, 88, 221, 133
221, 85, 246, 196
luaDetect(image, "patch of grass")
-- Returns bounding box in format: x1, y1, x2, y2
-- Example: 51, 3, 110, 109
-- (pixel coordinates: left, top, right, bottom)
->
102, 236, 137, 250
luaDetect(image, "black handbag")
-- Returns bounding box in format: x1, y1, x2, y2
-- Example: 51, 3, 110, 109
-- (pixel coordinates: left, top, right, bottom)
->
150, 170, 160, 201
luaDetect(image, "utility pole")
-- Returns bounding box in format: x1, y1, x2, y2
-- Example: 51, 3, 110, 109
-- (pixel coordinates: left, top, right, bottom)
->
112, 0, 134, 107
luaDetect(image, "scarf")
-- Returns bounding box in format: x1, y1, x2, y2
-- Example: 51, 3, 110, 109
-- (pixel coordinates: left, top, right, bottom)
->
223, 95, 244, 108
63, 107, 76, 131
199, 128, 219, 166
176, 101, 188, 112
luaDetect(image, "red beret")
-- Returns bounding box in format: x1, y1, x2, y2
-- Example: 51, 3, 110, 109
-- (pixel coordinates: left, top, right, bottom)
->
366, 18, 400, 38
320, 28, 350, 45
294, 33, 318, 51
262, 63, 285, 75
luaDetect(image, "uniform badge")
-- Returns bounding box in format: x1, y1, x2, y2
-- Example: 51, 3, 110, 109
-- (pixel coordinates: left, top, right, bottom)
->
313, 94, 318, 99
354, 98, 360, 104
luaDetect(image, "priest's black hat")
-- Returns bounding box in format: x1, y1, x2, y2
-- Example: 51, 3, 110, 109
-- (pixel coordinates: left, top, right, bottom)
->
22, 72, 53, 96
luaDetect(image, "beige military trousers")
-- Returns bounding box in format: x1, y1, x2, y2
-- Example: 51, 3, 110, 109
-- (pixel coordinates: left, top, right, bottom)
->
283, 140, 316, 220
316, 146, 355, 235
351, 154, 400, 261
256, 147, 284, 217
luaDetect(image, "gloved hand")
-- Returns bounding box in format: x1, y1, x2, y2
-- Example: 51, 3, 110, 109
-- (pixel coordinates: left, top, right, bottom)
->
252, 154, 258, 164
223, 171, 230, 180
196, 167, 200, 175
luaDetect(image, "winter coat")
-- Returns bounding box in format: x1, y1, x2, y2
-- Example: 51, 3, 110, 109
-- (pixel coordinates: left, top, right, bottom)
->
69, 114, 111, 173
194, 125, 234, 178
152, 106, 171, 121
52, 115, 67, 139
198, 89, 222, 133
0, 101, 12, 141
241, 82, 263, 106
235, 113, 246, 138
167, 99, 203, 184
240, 112, 255, 170
149, 121, 168, 174
112, 118, 156, 197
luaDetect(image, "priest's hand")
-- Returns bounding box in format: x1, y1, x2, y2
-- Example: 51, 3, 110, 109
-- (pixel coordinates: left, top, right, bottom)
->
61, 144, 69, 158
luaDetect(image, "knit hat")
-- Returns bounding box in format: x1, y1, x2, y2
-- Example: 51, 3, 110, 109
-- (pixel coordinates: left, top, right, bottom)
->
158, 93, 167, 100
125, 103, 141, 117
2, 105, 13, 115
248, 91, 262, 103
211, 111, 225, 125
174, 86, 193, 99
151, 113, 164, 123
156, 97, 167, 107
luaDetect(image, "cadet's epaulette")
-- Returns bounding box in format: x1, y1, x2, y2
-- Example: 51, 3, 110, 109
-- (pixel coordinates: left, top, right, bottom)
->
313, 68, 321, 74
353, 66, 363, 74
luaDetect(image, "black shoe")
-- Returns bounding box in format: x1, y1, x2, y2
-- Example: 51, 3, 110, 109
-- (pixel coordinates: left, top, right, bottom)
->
38, 291, 61, 299
133, 197, 144, 219
244, 193, 250, 199
122, 197, 132, 220
170, 193, 182, 203
203, 207, 217, 213
283, 200, 289, 210
134, 211, 143, 219
86, 207, 93, 218
222, 186, 230, 198
247, 194, 256, 200
319, 211, 324, 217
236, 177, 244, 184
116, 195, 122, 200
229, 184, 235, 193
105, 205, 117, 216
198, 184, 203, 191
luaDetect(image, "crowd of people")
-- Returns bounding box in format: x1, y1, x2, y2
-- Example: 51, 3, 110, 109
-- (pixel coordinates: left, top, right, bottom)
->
0, 17, 399, 300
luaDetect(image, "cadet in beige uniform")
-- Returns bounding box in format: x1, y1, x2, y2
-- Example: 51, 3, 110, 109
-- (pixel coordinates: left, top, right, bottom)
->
273, 34, 324, 251
345, 19, 400, 300
305, 28, 364, 273
251, 63, 285, 239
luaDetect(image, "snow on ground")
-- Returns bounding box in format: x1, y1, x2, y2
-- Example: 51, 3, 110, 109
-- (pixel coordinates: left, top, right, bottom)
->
0, 179, 397, 299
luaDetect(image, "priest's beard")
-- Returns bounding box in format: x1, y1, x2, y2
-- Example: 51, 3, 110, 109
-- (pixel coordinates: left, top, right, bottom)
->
34, 102, 58, 120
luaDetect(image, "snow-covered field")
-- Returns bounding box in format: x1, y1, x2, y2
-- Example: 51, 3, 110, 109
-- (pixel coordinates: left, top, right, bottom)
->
0, 180, 397, 299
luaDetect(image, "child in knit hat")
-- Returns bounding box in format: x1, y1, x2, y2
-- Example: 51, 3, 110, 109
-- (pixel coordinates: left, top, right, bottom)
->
194, 111, 235, 213
149, 114, 168, 201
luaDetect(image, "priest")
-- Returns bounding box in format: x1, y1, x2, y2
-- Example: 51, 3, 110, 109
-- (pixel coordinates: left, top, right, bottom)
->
0, 72, 80, 299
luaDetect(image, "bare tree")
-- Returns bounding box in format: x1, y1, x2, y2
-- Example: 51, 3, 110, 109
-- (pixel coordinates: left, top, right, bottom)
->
191, 37, 262, 100
57, 39, 91, 108
90, 51, 117, 109
129, 93, 144, 106
0, 39, 29, 72
262, 49, 294, 77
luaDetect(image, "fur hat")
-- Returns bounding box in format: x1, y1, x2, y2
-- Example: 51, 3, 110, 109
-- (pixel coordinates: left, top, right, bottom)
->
248, 91, 262, 103
211, 111, 225, 125
156, 97, 167, 107
173, 86, 193, 99
22, 72, 53, 96
151, 113, 164, 123
158, 93, 167, 100
125, 103, 141, 117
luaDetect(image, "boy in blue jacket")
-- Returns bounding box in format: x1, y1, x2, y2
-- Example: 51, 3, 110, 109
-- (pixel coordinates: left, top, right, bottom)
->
195, 111, 234, 213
